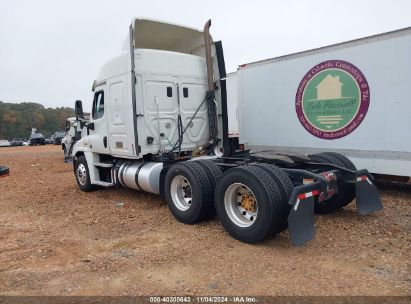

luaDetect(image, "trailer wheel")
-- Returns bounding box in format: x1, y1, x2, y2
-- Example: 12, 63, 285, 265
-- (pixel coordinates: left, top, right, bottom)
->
319, 152, 356, 171
165, 161, 213, 224
309, 153, 355, 214
215, 166, 284, 243
74, 155, 96, 192
251, 163, 293, 232
319, 152, 356, 207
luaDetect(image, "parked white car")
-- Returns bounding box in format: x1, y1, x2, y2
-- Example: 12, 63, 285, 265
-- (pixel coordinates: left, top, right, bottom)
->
0, 140, 10, 147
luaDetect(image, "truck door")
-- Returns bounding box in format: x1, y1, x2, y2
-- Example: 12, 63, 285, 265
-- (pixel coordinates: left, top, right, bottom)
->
88, 87, 109, 154
107, 77, 134, 157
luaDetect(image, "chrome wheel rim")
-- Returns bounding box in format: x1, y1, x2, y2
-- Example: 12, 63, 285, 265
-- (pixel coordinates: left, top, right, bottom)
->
224, 183, 258, 227
76, 163, 87, 186
170, 175, 193, 211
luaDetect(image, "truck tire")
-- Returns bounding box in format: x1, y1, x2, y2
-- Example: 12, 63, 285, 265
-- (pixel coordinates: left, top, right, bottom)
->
0, 166, 9, 176
319, 152, 356, 171
319, 152, 357, 207
74, 155, 96, 192
164, 161, 213, 224
309, 153, 355, 214
251, 163, 293, 232
214, 166, 284, 243
195, 160, 222, 190
195, 159, 223, 218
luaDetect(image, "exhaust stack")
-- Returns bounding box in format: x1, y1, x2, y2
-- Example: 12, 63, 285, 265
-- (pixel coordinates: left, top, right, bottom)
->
204, 19, 214, 91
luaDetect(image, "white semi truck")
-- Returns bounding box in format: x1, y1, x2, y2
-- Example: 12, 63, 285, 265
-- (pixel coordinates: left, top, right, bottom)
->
230, 27, 411, 180
71, 18, 382, 246
62, 116, 90, 161
62, 117, 77, 161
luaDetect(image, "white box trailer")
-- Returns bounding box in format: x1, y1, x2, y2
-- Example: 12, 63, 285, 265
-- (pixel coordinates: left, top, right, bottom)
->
226, 72, 239, 138
235, 27, 411, 178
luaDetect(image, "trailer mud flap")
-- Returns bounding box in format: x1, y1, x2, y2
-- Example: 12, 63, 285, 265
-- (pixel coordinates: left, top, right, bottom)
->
288, 195, 315, 246
355, 172, 383, 215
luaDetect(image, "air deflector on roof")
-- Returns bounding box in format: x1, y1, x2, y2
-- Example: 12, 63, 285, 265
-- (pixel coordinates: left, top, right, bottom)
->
132, 19, 207, 56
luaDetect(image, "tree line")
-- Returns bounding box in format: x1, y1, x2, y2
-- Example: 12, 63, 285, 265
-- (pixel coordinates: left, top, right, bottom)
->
0, 101, 74, 140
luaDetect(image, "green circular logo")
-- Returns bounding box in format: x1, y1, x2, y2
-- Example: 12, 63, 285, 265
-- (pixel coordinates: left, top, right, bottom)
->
296, 60, 370, 139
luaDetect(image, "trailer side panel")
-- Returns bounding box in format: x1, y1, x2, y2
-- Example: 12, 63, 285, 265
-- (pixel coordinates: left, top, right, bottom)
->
237, 28, 411, 176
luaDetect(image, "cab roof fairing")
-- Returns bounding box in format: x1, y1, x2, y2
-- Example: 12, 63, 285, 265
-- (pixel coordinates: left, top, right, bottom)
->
121, 17, 210, 57
93, 18, 217, 91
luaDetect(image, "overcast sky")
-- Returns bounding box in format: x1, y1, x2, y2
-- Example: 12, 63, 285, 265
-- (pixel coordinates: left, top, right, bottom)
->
1, 0, 410, 110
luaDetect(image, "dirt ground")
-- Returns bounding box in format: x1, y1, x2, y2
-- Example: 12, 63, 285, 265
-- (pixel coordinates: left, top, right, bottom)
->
0, 145, 409, 296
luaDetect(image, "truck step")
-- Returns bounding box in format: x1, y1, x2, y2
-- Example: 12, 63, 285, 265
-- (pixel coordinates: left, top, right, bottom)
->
93, 162, 113, 168
94, 181, 114, 187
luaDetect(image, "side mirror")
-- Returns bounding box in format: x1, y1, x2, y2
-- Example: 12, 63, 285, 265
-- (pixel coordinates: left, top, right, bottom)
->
75, 100, 84, 119
86, 122, 95, 130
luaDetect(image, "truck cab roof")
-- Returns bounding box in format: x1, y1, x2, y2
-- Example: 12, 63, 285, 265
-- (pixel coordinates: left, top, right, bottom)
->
93, 18, 209, 88
95, 48, 206, 85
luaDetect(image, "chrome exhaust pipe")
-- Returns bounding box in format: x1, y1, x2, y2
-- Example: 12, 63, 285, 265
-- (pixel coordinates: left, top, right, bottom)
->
204, 19, 214, 91
192, 20, 217, 157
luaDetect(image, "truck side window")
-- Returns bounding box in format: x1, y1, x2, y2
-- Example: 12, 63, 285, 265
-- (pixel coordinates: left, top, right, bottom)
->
183, 87, 188, 98
92, 91, 104, 119
166, 86, 172, 97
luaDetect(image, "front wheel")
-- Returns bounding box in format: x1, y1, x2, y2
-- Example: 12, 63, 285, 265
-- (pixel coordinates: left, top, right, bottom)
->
74, 155, 95, 192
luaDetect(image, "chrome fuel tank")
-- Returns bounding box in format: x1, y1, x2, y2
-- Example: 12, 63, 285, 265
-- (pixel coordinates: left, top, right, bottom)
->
118, 162, 163, 194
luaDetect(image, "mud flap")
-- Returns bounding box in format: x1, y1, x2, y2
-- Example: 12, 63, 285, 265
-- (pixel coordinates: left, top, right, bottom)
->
288, 196, 315, 246
355, 172, 383, 215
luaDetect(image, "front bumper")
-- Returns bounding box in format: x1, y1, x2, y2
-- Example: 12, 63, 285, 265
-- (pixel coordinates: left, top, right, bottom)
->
287, 169, 383, 246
